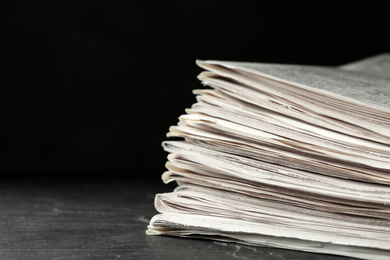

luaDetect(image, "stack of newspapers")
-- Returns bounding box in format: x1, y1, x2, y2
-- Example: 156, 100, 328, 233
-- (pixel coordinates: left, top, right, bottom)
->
147, 54, 390, 260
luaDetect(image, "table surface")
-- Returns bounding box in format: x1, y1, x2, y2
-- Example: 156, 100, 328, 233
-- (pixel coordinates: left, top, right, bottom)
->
0, 178, 357, 259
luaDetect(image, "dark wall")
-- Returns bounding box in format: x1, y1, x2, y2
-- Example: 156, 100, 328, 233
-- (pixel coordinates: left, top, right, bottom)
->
3, 1, 389, 181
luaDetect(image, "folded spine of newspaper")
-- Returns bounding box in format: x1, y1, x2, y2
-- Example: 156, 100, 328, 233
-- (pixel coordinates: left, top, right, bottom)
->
147, 54, 390, 260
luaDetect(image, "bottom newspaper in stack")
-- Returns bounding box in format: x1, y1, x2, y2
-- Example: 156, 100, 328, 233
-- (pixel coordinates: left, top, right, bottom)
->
147, 54, 390, 260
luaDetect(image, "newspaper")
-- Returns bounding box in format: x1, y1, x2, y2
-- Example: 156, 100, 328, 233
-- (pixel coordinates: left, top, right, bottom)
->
147, 54, 390, 260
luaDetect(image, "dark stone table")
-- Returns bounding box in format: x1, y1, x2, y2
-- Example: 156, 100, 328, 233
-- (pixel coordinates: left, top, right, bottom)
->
0, 177, 357, 259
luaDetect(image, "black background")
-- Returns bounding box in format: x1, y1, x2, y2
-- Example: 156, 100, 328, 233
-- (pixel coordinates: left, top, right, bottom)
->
3, 1, 389, 181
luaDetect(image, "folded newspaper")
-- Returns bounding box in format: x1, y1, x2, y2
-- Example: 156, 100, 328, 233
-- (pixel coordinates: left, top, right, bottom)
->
147, 54, 390, 260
